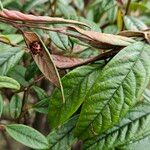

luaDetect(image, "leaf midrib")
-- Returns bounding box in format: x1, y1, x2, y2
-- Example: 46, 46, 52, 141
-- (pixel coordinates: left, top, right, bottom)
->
57, 66, 101, 125
7, 126, 49, 147
80, 43, 145, 136
0, 49, 21, 66
85, 110, 150, 149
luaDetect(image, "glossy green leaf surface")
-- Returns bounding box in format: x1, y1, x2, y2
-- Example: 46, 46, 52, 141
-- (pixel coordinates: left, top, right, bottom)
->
32, 86, 47, 101
47, 116, 78, 150
0, 76, 20, 90
9, 94, 22, 119
124, 16, 148, 31
32, 97, 49, 114
49, 24, 71, 51
0, 44, 24, 75
48, 64, 104, 128
84, 102, 150, 150
75, 42, 150, 139
6, 124, 49, 149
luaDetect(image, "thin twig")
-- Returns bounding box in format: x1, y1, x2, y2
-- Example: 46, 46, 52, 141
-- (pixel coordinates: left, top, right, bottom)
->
125, 0, 131, 15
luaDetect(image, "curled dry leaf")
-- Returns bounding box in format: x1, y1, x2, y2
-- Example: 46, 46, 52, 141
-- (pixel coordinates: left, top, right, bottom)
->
23, 32, 65, 103
119, 30, 150, 44
56, 26, 136, 49
0, 9, 88, 27
52, 50, 119, 69
52, 54, 90, 69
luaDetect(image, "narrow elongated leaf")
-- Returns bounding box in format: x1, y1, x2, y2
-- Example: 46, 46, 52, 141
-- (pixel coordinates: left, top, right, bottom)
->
32, 86, 47, 101
9, 94, 22, 119
84, 102, 150, 150
107, 0, 118, 23
124, 16, 148, 31
64, 26, 135, 49
6, 124, 49, 149
0, 35, 11, 44
52, 54, 98, 69
48, 64, 104, 128
23, 0, 48, 12
8, 65, 29, 87
47, 116, 78, 150
0, 94, 3, 117
49, 25, 70, 51
75, 42, 150, 139
0, 9, 88, 27
0, 76, 20, 90
32, 97, 49, 114
0, 43, 24, 75
25, 61, 40, 81
119, 30, 150, 44
23, 32, 65, 103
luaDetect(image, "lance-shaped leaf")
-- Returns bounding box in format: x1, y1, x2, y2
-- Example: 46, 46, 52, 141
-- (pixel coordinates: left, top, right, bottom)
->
52, 54, 96, 69
0, 76, 20, 90
6, 124, 49, 149
32, 86, 47, 101
119, 30, 150, 44
9, 94, 22, 119
52, 49, 119, 69
74, 42, 150, 139
32, 97, 49, 114
48, 64, 104, 128
0, 9, 88, 27
84, 102, 150, 150
63, 26, 135, 49
47, 116, 78, 150
23, 32, 65, 103
124, 16, 148, 31
0, 43, 24, 75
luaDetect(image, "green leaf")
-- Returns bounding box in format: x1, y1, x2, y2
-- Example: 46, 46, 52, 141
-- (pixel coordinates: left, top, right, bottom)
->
58, 2, 77, 19
48, 64, 104, 128
124, 16, 148, 31
75, 42, 150, 139
120, 136, 150, 150
0, 76, 20, 90
8, 65, 29, 87
9, 94, 22, 119
32, 97, 49, 114
84, 102, 150, 150
23, 32, 65, 103
23, 0, 48, 12
107, 0, 118, 23
25, 61, 40, 81
73, 0, 84, 11
0, 94, 3, 117
0, 43, 24, 75
143, 89, 150, 103
103, 25, 118, 34
47, 115, 78, 150
49, 25, 71, 51
4, 34, 23, 44
6, 124, 49, 149
32, 86, 47, 101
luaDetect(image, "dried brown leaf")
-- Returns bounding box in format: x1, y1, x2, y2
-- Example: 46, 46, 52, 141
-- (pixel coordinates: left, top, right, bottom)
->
23, 32, 65, 103
0, 9, 88, 27
52, 54, 90, 69
64, 26, 135, 49
119, 30, 150, 44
